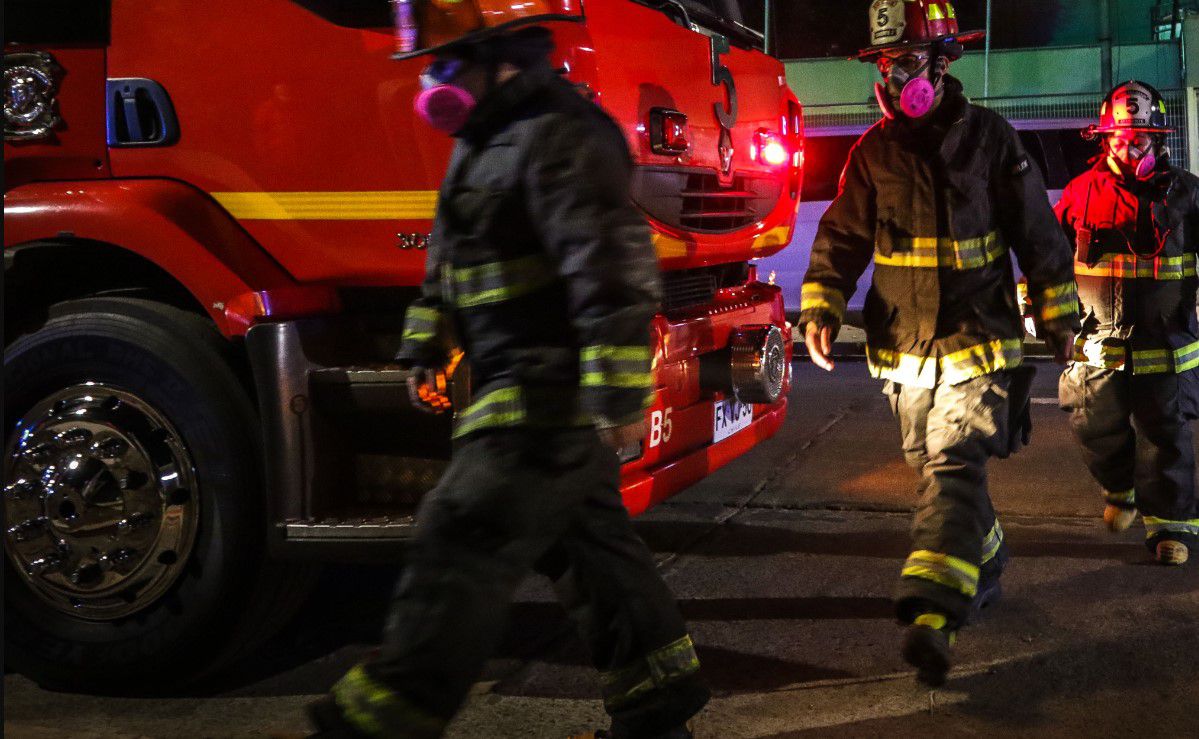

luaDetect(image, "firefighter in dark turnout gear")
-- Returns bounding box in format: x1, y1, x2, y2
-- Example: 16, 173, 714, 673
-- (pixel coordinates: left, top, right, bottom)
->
798, 0, 1080, 687
1056, 80, 1199, 567
308, 5, 707, 737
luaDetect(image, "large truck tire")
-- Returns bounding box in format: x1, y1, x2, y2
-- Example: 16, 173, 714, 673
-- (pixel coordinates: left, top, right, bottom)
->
3, 298, 315, 694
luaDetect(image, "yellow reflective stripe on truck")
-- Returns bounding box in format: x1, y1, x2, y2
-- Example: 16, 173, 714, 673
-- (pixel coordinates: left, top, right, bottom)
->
211, 191, 439, 220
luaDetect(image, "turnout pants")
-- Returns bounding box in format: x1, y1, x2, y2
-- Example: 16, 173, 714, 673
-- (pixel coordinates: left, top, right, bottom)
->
885, 372, 1010, 626
331, 427, 708, 738
1059, 364, 1199, 551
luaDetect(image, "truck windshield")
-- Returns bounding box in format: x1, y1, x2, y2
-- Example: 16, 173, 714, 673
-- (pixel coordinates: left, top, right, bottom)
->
640, 0, 766, 51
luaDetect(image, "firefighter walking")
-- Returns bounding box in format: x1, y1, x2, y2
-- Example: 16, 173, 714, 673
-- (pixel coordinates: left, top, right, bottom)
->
308, 3, 707, 737
798, 0, 1079, 686
1056, 80, 1199, 566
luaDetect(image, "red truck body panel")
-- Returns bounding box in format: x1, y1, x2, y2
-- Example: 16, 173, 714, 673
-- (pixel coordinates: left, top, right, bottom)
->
4, 0, 802, 519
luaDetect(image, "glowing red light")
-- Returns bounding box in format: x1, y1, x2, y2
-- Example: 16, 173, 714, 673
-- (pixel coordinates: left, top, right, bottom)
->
761, 140, 788, 166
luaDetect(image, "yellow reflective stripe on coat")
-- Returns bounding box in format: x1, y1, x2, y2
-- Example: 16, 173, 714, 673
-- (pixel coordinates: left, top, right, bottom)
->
1133, 340, 1199, 375
332, 664, 446, 738
901, 550, 980, 598
599, 635, 701, 710
874, 231, 1004, 270
1074, 337, 1127, 369
981, 520, 1005, 565
453, 386, 527, 438
1077, 338, 1199, 374
800, 282, 847, 322
1143, 516, 1199, 538
580, 345, 654, 390
450, 254, 556, 309
401, 305, 440, 343
1033, 281, 1080, 322
452, 385, 590, 438
868, 338, 1023, 388
1075, 253, 1198, 280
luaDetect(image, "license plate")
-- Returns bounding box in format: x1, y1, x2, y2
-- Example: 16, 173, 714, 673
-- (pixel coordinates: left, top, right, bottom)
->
713, 397, 753, 443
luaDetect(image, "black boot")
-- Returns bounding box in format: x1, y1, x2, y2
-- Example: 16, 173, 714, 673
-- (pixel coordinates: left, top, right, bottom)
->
968, 543, 1009, 624
902, 612, 956, 688
306, 697, 370, 738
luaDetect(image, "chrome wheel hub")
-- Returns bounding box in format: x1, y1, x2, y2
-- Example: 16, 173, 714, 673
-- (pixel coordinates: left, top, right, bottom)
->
5, 384, 199, 620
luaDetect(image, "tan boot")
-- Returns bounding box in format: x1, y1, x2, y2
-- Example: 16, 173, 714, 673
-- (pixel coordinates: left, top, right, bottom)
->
1103, 504, 1136, 532
1155, 539, 1189, 566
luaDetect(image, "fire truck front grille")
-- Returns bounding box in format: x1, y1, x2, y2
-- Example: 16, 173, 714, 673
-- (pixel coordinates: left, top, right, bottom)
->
632, 167, 782, 234
660, 263, 751, 313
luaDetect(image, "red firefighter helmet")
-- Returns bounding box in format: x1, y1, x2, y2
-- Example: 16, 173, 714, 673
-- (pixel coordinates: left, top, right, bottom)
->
392, 0, 581, 60
1091, 80, 1174, 134
857, 0, 984, 61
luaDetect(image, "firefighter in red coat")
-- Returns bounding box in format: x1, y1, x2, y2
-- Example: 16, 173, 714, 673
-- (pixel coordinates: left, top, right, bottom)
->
1056, 80, 1199, 566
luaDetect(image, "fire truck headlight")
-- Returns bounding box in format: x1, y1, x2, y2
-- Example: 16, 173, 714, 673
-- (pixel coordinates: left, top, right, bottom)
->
753, 131, 789, 167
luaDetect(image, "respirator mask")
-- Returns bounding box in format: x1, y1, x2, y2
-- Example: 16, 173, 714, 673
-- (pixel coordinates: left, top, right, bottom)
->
874, 53, 939, 120
1108, 132, 1159, 180
414, 57, 476, 134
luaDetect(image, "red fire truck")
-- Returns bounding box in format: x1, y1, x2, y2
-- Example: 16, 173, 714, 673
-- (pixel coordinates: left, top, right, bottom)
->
3, 0, 802, 690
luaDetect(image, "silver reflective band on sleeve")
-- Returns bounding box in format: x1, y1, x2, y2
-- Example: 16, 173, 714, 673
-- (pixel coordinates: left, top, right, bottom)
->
800, 282, 847, 323
580, 345, 654, 390
1033, 281, 1080, 323
401, 305, 440, 344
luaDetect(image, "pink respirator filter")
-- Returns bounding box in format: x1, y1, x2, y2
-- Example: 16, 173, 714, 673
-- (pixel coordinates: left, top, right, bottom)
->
414, 84, 476, 134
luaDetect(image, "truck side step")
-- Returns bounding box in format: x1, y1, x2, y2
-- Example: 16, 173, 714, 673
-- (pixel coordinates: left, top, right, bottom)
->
282, 516, 417, 540
309, 365, 412, 415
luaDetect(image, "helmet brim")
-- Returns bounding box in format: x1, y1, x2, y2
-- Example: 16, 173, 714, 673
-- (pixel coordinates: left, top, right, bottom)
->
856, 29, 985, 61
391, 14, 579, 61
1093, 125, 1176, 134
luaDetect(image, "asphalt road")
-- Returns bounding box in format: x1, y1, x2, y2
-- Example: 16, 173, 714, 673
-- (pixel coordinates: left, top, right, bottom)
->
6, 360, 1199, 738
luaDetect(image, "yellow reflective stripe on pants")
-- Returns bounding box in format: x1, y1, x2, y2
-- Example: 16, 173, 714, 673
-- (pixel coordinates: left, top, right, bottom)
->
873, 231, 1004, 270
450, 254, 555, 309
800, 282, 847, 323
1143, 517, 1199, 539
600, 635, 701, 710
1075, 253, 1198, 280
867, 338, 1023, 389
580, 345, 654, 390
981, 520, 1005, 565
332, 664, 446, 738
1104, 488, 1136, 506
402, 305, 440, 343
901, 550, 980, 598
1033, 281, 1080, 322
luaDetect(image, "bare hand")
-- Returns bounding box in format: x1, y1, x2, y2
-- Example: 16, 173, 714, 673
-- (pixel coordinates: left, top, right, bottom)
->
598, 419, 647, 451
1045, 330, 1076, 365
406, 366, 451, 414
804, 323, 836, 372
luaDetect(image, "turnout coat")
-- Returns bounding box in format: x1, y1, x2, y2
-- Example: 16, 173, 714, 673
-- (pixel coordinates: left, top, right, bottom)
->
800, 77, 1079, 387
